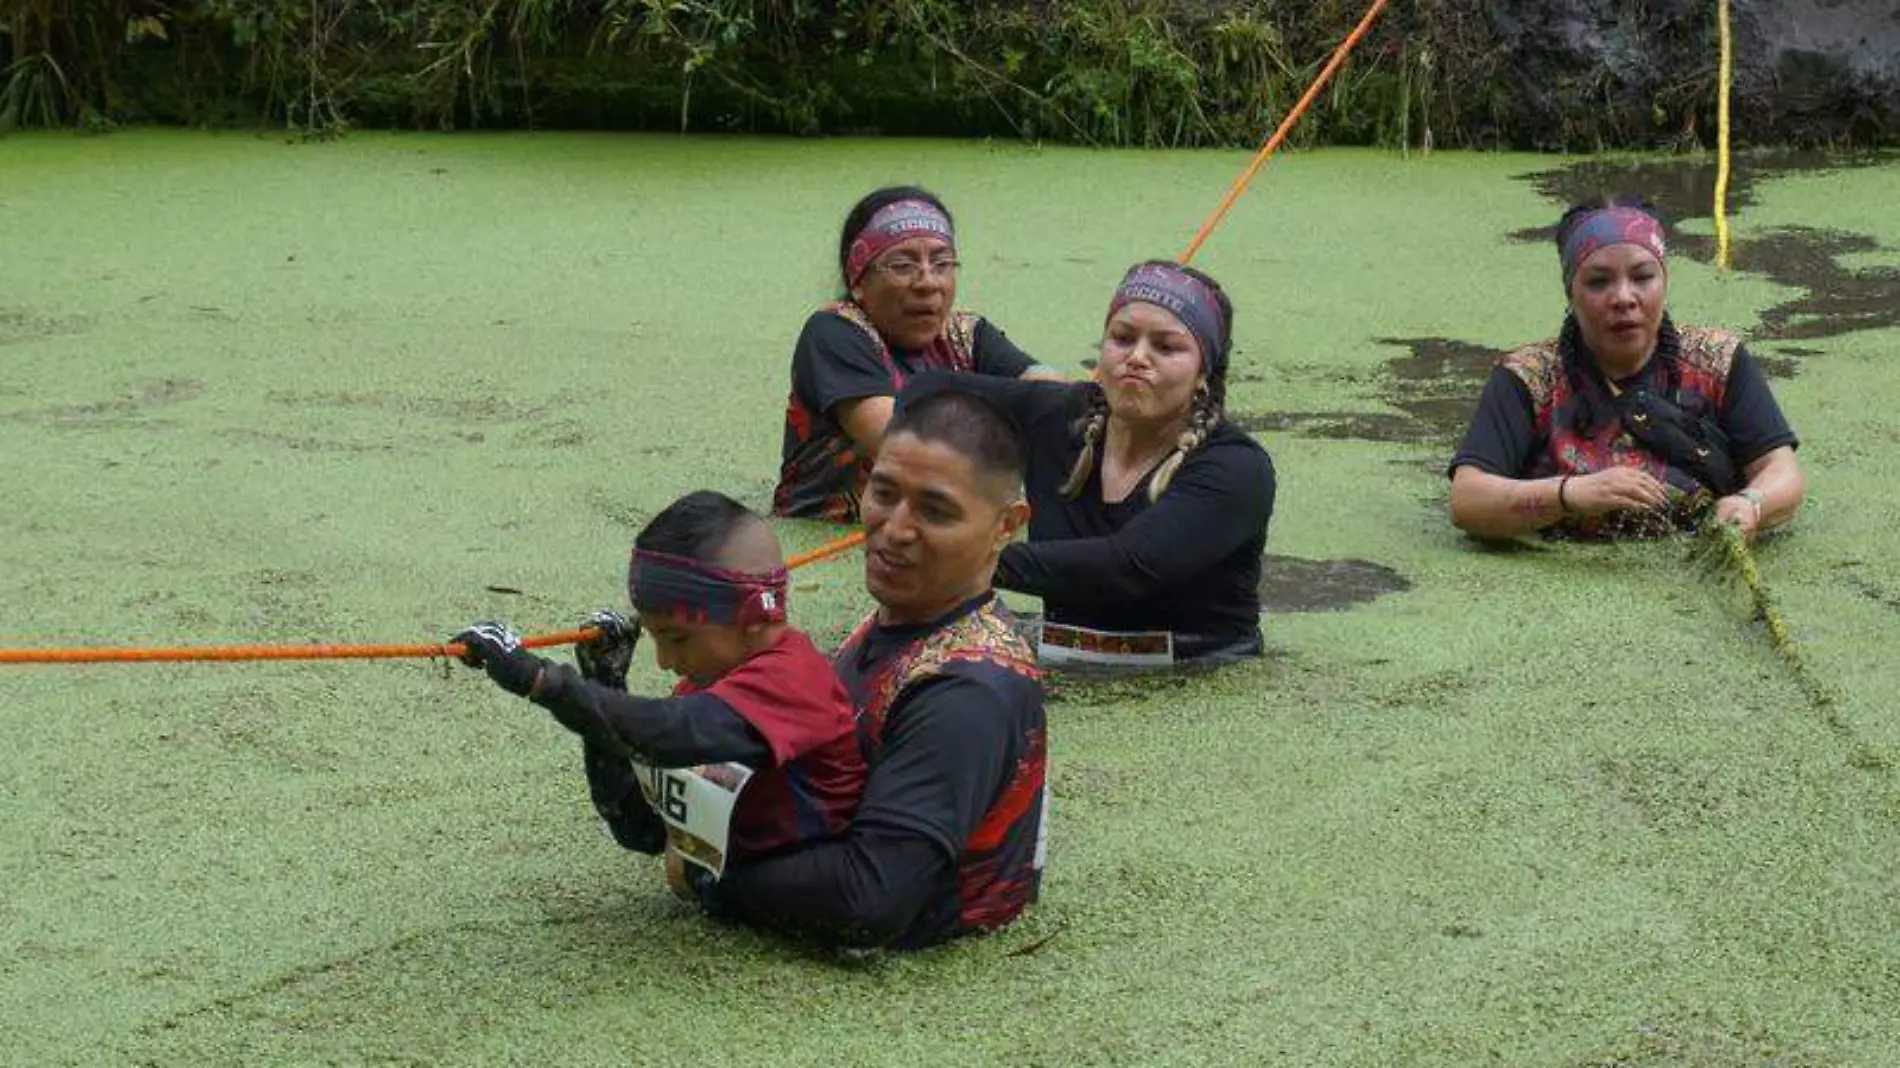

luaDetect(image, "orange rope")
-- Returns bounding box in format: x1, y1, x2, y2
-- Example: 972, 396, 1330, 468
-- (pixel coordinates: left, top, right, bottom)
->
785, 530, 865, 570
1178, 0, 1392, 265
0, 627, 599, 665
780, 5, 1393, 588
2, 530, 872, 665
4, 0, 1389, 668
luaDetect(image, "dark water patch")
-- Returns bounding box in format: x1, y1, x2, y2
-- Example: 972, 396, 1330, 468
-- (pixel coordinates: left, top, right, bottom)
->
1512, 150, 1879, 231
1846, 575, 1900, 615
216, 428, 398, 454
1379, 336, 1498, 437
1231, 409, 1435, 445
1260, 554, 1413, 613
1752, 353, 1802, 378
1738, 226, 1900, 342
512, 419, 589, 449
0, 306, 89, 346
1051, 763, 1131, 807
1570, 1013, 1837, 1068
1576, 754, 1744, 832
265, 389, 543, 423
1232, 336, 1494, 446
1044, 667, 1202, 706
1514, 152, 1900, 344
0, 377, 204, 429
1241, 157, 1900, 449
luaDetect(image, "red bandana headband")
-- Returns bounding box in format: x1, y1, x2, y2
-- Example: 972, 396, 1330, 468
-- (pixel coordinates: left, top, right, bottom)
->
845, 199, 956, 285
1561, 207, 1667, 290
629, 549, 788, 626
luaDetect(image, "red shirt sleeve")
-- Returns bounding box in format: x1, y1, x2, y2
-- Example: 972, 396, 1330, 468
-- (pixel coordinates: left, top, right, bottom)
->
695, 630, 857, 768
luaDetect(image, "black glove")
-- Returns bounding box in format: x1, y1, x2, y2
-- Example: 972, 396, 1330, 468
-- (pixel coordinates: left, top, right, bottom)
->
452, 620, 546, 697
583, 738, 666, 854
574, 609, 640, 691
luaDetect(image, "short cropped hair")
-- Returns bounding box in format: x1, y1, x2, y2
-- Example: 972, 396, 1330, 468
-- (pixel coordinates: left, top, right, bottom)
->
883, 391, 1026, 501
635, 490, 757, 560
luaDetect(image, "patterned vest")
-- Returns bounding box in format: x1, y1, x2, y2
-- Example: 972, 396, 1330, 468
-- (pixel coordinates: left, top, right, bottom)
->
834, 596, 1047, 940
775, 302, 981, 522
1500, 322, 1739, 538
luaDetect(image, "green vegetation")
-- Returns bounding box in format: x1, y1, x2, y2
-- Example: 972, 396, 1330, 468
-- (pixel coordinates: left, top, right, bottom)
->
0, 0, 1723, 149
3, 133, 1898, 1065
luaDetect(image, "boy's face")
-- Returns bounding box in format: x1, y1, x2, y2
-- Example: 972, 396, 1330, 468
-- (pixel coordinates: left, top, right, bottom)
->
637, 613, 755, 688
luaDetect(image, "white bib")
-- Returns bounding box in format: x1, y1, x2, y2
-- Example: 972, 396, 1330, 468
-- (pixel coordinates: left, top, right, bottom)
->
630, 760, 756, 878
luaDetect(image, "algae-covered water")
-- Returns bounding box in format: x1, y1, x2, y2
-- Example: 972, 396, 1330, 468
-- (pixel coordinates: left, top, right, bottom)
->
4, 131, 1899, 1066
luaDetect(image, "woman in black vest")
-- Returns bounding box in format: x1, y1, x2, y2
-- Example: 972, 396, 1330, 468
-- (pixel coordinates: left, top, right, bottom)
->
773, 186, 1061, 522
1449, 196, 1804, 540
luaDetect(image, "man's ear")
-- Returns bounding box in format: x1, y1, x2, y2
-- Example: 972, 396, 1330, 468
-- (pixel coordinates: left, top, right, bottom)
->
996, 498, 1031, 549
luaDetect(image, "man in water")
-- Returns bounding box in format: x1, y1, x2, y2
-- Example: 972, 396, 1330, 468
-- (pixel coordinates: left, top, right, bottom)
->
696, 390, 1049, 950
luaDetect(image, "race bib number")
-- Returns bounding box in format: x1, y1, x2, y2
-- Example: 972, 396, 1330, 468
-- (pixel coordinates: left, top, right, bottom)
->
630, 760, 755, 878
1037, 622, 1174, 669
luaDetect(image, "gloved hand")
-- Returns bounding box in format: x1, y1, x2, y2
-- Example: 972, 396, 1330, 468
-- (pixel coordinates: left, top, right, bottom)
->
451, 620, 546, 697
575, 609, 640, 691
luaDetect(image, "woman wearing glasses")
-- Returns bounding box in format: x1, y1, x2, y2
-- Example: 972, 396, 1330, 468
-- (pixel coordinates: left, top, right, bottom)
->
773, 186, 1062, 522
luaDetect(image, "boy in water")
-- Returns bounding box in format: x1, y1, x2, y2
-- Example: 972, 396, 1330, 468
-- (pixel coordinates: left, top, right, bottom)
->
453, 491, 864, 885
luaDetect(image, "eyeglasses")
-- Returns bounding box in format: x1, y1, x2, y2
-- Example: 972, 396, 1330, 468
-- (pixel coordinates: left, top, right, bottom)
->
873, 257, 960, 284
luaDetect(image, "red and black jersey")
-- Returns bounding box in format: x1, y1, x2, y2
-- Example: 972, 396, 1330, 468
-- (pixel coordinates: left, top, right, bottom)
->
831, 593, 1047, 944
1450, 318, 1799, 539
773, 302, 1031, 522
675, 629, 866, 861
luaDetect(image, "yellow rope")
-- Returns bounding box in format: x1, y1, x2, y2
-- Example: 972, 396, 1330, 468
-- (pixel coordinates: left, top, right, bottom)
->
1713, 0, 1734, 271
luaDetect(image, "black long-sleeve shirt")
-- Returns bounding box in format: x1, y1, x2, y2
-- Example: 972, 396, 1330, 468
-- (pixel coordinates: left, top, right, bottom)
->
703, 673, 1021, 947
531, 662, 771, 768
704, 598, 1046, 950
531, 662, 772, 855
901, 372, 1276, 654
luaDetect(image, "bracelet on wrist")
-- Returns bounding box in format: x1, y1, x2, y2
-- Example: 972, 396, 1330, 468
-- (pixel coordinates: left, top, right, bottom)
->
1557, 475, 1575, 515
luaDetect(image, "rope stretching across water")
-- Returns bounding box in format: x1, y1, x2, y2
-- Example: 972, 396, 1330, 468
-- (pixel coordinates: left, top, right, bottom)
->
0, 0, 1392, 667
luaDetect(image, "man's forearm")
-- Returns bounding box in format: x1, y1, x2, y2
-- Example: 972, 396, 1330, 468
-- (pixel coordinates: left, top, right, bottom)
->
706, 826, 948, 948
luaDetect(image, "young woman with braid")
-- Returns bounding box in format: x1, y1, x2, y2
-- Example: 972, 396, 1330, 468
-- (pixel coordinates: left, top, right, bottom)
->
901, 261, 1276, 666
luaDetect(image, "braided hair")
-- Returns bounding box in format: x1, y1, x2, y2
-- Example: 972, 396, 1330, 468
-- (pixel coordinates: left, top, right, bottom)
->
1061, 262, 1234, 503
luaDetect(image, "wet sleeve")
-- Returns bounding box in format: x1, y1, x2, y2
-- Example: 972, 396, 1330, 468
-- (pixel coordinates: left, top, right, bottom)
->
1719, 346, 1800, 466
697, 636, 855, 767
995, 441, 1275, 606
580, 738, 668, 855
529, 662, 772, 769
794, 311, 897, 416
702, 672, 1018, 947
1448, 367, 1538, 478
898, 369, 1079, 437
972, 317, 1036, 378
